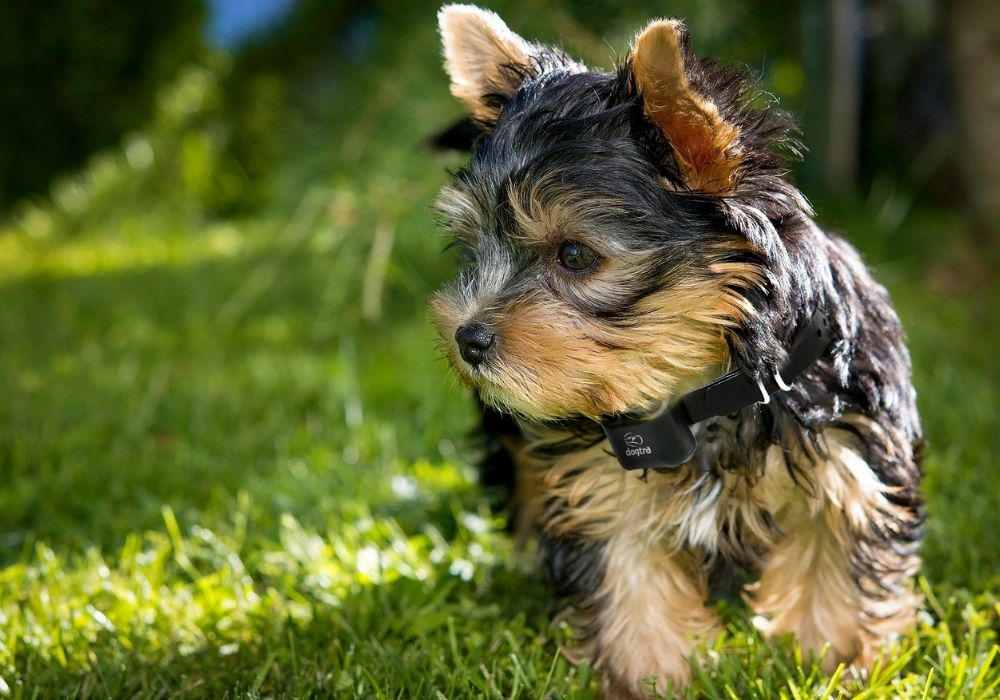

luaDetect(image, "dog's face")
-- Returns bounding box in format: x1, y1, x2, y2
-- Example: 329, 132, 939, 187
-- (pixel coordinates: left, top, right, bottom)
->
431, 5, 801, 422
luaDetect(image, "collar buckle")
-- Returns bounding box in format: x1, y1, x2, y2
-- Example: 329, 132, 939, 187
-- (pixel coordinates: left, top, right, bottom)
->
601, 309, 834, 471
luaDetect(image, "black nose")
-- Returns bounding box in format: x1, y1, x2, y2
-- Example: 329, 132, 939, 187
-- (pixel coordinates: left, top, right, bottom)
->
455, 322, 496, 366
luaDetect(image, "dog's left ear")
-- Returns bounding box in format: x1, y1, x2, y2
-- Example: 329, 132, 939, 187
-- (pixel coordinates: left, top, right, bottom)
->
629, 20, 743, 193
438, 4, 534, 123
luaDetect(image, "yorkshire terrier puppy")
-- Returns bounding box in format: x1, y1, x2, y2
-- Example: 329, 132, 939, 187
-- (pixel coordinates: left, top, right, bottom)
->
429, 5, 923, 697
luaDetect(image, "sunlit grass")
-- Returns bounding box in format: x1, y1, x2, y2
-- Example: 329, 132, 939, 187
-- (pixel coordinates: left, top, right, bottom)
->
0, 1, 996, 697
0, 221, 256, 283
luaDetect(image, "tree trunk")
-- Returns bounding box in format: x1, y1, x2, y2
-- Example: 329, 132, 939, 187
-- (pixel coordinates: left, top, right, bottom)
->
946, 0, 1000, 243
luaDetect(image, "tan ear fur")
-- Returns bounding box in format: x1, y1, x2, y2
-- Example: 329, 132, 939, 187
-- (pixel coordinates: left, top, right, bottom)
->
631, 20, 742, 193
438, 4, 532, 122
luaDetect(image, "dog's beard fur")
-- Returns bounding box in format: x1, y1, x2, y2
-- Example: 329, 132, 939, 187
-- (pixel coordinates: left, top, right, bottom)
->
430, 241, 756, 422
431, 5, 923, 697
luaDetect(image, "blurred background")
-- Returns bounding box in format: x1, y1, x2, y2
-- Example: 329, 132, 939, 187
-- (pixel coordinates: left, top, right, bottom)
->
2, 0, 999, 228
0, 0, 996, 696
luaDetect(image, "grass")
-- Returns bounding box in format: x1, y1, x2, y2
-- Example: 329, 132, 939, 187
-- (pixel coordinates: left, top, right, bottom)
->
0, 1, 997, 697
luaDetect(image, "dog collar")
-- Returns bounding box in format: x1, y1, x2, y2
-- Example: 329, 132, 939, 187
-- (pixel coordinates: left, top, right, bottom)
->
601, 309, 834, 471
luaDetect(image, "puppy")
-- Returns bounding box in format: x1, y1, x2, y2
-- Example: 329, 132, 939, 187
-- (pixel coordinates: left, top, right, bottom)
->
429, 5, 923, 697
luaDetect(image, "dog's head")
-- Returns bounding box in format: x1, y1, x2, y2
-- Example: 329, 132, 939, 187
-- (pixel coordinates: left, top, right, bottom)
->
430, 4, 808, 422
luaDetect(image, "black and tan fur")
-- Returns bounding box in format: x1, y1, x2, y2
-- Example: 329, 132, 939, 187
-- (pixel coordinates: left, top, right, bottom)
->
430, 5, 923, 697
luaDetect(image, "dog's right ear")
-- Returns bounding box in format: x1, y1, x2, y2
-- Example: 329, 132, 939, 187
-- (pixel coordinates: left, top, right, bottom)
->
437, 4, 534, 123
629, 19, 743, 193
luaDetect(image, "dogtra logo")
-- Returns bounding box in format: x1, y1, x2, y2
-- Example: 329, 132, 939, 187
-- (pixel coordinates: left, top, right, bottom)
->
623, 432, 652, 457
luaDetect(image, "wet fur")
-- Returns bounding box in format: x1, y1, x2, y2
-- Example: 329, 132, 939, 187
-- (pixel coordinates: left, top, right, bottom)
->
431, 6, 923, 697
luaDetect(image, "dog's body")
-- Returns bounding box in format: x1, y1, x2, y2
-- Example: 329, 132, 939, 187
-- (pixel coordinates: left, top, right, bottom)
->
430, 6, 923, 697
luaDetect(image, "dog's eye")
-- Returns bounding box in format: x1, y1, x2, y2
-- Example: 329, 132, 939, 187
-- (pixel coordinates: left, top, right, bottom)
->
557, 241, 599, 272
444, 240, 476, 267
449, 245, 475, 267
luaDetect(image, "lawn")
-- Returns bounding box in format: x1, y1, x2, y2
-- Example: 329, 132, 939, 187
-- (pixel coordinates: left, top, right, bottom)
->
0, 1, 996, 698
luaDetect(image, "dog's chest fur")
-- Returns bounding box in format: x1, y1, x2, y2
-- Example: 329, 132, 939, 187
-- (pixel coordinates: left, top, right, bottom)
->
521, 413, 798, 570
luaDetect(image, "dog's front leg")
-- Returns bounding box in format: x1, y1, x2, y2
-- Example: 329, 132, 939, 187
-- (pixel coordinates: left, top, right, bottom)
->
544, 525, 719, 699
747, 425, 922, 671
595, 531, 720, 698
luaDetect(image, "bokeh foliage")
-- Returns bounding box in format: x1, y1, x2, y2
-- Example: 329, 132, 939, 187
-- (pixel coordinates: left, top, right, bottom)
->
0, 0, 206, 207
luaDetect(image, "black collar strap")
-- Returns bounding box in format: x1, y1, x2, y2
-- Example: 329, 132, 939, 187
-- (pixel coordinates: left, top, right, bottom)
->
601, 309, 834, 471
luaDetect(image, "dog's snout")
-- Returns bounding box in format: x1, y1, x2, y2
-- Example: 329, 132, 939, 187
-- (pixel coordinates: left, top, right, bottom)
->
455, 322, 496, 366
